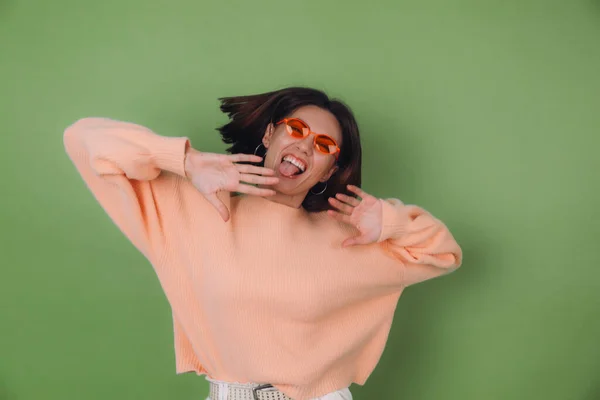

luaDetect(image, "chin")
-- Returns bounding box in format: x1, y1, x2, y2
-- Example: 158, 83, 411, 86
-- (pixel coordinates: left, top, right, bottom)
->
273, 179, 311, 196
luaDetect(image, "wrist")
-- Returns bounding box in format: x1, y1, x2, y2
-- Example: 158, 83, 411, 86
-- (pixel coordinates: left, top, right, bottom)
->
184, 146, 198, 179
148, 136, 190, 178
377, 199, 412, 242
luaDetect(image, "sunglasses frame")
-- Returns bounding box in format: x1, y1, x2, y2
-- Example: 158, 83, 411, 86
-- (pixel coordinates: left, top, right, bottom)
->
276, 118, 341, 160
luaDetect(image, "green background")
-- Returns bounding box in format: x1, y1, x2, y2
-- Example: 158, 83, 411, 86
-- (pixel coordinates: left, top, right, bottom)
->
1, 0, 599, 399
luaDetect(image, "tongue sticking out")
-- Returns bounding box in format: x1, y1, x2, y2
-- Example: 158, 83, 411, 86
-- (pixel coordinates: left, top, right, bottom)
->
279, 161, 301, 177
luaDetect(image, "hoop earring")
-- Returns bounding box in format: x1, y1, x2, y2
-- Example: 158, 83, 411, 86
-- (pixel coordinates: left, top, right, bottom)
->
254, 143, 266, 157
310, 181, 328, 195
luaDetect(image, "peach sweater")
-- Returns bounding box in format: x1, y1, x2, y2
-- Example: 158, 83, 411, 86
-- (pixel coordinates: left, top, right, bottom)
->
63, 117, 462, 400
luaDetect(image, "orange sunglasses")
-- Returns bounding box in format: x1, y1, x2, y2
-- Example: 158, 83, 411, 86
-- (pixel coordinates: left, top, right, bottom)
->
276, 118, 341, 160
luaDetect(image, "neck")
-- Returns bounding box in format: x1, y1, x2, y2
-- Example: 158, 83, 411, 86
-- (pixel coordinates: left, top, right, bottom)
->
264, 190, 308, 209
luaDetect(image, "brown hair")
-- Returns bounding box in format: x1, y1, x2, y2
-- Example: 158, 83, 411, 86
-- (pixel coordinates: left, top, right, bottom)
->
217, 87, 362, 212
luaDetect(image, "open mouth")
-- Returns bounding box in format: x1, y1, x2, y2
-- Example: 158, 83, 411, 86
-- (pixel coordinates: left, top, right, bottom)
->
279, 154, 307, 178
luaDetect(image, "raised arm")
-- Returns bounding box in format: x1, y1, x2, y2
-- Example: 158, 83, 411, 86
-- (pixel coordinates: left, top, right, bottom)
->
64, 117, 280, 260
378, 198, 463, 286
63, 117, 191, 260
328, 186, 462, 287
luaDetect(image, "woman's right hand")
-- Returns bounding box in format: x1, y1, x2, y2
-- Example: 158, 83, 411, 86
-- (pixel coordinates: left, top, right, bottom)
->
184, 147, 279, 221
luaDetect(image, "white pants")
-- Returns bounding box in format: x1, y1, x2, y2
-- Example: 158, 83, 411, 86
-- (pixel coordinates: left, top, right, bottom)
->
204, 377, 352, 400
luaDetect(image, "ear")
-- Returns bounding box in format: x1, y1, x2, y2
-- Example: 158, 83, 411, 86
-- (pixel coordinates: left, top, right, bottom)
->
262, 123, 275, 148
320, 164, 339, 182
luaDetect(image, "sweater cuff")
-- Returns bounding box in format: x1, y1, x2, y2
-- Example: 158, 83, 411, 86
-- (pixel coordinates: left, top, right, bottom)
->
377, 199, 412, 242
148, 135, 190, 177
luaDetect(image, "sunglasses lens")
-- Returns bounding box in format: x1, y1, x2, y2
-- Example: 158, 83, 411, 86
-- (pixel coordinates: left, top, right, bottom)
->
286, 119, 308, 138
315, 135, 338, 154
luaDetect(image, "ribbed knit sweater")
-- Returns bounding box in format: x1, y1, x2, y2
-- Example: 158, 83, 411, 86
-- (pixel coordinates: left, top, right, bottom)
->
63, 117, 462, 400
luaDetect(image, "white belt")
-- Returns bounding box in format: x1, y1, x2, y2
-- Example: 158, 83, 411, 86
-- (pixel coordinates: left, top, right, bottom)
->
208, 380, 293, 400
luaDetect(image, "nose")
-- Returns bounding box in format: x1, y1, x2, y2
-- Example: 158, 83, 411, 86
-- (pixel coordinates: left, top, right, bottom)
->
295, 134, 314, 156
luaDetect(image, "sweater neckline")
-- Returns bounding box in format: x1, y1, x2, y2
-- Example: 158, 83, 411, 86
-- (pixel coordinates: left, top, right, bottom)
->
238, 195, 306, 216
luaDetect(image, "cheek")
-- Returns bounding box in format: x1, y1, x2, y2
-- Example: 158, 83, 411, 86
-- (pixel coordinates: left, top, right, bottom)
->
264, 153, 279, 170
310, 157, 334, 179
265, 135, 294, 166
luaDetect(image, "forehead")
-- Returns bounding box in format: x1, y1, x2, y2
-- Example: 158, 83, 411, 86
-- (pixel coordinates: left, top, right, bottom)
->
288, 106, 342, 143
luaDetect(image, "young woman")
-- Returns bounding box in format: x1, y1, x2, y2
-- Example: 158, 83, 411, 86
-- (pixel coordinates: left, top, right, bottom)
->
64, 87, 462, 400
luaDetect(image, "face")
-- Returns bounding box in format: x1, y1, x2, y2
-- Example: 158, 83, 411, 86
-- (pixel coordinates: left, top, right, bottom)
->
262, 105, 342, 197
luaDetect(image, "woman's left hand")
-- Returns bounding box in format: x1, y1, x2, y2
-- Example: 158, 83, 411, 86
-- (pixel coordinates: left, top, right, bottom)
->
327, 185, 383, 247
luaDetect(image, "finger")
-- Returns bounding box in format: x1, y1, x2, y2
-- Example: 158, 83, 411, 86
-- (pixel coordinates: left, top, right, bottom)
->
343, 235, 371, 247
327, 210, 352, 225
347, 185, 370, 199
236, 184, 276, 197
342, 237, 356, 247
335, 193, 360, 207
235, 164, 276, 176
328, 197, 354, 215
239, 173, 279, 186
205, 193, 230, 221
228, 153, 263, 163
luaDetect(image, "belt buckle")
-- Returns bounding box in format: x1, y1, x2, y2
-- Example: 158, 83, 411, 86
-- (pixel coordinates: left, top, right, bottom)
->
252, 384, 274, 400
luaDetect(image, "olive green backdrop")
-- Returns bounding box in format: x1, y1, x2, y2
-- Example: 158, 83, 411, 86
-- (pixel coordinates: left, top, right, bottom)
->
1, 0, 599, 399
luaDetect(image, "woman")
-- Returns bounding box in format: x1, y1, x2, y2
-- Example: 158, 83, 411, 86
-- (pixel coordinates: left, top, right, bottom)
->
64, 87, 462, 400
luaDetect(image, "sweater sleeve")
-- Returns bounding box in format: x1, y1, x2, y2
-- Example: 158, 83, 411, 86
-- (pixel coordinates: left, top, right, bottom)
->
377, 198, 463, 286
63, 117, 190, 261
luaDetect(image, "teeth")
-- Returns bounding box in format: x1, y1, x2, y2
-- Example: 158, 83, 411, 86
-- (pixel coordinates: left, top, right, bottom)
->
283, 155, 306, 172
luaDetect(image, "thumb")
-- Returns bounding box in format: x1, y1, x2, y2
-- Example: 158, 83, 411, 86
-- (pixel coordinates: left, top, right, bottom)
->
205, 193, 230, 221
342, 235, 370, 248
